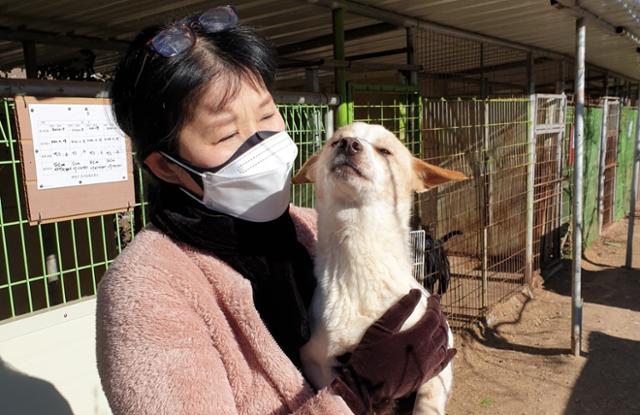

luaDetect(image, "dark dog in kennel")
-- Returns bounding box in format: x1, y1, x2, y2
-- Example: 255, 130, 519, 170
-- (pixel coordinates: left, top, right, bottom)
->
423, 230, 462, 295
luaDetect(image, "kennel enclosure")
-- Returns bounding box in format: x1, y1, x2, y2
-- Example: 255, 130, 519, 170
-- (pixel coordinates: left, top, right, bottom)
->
1, 0, 639, 333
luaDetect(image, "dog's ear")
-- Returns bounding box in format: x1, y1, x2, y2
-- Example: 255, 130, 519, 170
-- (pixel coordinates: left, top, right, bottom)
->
412, 158, 467, 192
292, 153, 319, 184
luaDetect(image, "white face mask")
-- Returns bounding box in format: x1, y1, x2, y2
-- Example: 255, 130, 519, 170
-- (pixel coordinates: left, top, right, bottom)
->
160, 130, 298, 222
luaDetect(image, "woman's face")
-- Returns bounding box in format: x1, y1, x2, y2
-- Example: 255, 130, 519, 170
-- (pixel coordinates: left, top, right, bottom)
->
149, 77, 286, 196
179, 78, 285, 167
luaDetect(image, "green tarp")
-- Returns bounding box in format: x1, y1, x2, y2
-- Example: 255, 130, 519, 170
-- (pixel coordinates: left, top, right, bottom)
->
564, 106, 638, 250
582, 106, 602, 249
614, 107, 638, 221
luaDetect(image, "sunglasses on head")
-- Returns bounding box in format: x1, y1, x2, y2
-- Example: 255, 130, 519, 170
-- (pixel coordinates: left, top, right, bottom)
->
134, 5, 238, 86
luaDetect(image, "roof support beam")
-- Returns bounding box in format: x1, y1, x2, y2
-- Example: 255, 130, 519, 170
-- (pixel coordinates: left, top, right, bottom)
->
279, 58, 420, 72
301, 0, 639, 82
276, 22, 396, 56
347, 47, 407, 62
22, 41, 37, 79
417, 72, 524, 91
303, 0, 536, 53
4, 21, 400, 62
0, 78, 340, 104
551, 0, 640, 48
536, 75, 606, 91
280, 47, 409, 64
451, 56, 553, 77
0, 26, 129, 51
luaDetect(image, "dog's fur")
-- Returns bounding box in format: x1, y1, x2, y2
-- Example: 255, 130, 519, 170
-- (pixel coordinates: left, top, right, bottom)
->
293, 122, 467, 414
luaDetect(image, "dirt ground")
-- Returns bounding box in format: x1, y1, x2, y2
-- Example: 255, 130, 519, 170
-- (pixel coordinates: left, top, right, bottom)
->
447, 215, 640, 415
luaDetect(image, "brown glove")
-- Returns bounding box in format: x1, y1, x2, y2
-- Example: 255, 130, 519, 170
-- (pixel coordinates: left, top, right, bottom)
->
330, 289, 456, 415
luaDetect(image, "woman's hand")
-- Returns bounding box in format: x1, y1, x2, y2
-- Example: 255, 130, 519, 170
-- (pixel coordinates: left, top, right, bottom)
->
330, 289, 456, 414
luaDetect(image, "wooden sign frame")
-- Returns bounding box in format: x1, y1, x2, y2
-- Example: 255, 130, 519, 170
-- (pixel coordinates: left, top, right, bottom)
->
14, 96, 135, 225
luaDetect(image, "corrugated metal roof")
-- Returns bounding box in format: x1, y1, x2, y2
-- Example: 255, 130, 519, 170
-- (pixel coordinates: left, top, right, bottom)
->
0, 0, 638, 85
383, 0, 640, 79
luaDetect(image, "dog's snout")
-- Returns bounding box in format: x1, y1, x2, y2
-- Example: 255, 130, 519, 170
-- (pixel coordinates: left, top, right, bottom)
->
337, 137, 361, 156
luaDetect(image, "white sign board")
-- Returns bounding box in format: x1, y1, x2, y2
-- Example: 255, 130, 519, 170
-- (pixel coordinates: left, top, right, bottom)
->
28, 104, 127, 190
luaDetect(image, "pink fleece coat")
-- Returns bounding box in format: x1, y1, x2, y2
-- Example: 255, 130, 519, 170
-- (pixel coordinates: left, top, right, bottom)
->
96, 206, 351, 415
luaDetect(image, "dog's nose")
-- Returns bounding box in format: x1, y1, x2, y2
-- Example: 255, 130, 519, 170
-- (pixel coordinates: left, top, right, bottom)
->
337, 137, 361, 156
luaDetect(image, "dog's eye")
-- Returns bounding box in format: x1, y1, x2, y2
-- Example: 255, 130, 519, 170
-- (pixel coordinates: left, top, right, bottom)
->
377, 148, 392, 156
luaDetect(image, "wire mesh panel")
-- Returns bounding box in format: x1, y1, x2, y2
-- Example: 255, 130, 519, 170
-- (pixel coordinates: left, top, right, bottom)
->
421, 98, 484, 329
532, 95, 567, 271
483, 99, 529, 307
415, 29, 529, 97
0, 98, 149, 320
0, 98, 332, 322
409, 229, 426, 282
350, 83, 422, 157
602, 98, 620, 228
281, 103, 330, 208
420, 97, 529, 329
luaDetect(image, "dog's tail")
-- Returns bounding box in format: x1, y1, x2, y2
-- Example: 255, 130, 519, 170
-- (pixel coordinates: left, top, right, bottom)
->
440, 230, 463, 244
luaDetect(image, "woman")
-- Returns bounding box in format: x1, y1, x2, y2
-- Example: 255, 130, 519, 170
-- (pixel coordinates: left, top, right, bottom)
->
96, 6, 455, 415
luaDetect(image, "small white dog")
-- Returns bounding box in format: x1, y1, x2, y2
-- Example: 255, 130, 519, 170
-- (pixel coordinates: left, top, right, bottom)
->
293, 122, 466, 414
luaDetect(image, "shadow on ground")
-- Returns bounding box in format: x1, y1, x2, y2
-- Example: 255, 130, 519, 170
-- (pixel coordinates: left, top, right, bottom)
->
564, 331, 640, 415
0, 356, 73, 415
472, 257, 640, 414
545, 258, 640, 313
544, 258, 640, 414
464, 296, 570, 357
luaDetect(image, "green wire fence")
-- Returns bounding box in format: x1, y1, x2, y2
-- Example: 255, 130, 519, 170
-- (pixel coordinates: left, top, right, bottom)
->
0, 98, 331, 321
349, 83, 423, 158
2, 90, 637, 329
282, 103, 329, 208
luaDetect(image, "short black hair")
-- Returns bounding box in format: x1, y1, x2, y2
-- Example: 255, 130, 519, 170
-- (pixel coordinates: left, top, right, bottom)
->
111, 19, 276, 165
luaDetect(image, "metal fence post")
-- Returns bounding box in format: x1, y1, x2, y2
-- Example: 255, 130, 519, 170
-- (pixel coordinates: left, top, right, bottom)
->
625, 86, 640, 268
406, 27, 420, 150
572, 17, 586, 357
525, 48, 537, 284
305, 68, 321, 93
325, 107, 334, 140
332, 7, 349, 127
406, 27, 418, 87
525, 94, 537, 285
598, 98, 609, 235
527, 52, 535, 94
480, 43, 486, 98
481, 100, 490, 309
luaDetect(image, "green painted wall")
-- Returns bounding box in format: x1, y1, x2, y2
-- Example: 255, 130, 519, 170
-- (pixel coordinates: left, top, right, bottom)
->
614, 107, 638, 221
582, 107, 603, 249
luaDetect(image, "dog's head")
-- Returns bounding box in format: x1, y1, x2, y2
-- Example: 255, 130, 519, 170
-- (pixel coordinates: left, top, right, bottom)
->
293, 122, 466, 207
